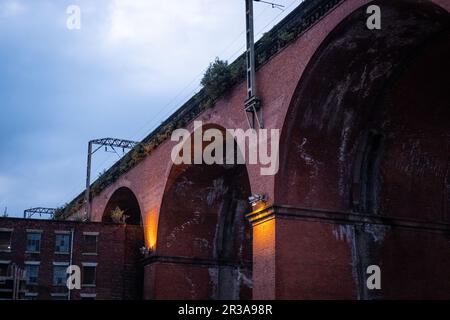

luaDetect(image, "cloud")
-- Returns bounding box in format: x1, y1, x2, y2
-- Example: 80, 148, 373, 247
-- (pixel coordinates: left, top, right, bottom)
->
0, 175, 16, 197
91, 0, 245, 93
0, 0, 26, 17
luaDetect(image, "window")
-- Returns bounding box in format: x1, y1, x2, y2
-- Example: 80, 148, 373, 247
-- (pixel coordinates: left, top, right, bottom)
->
80, 294, 96, 300
53, 264, 69, 286
82, 263, 97, 287
50, 293, 68, 300
0, 292, 12, 299
26, 233, 41, 253
0, 261, 10, 277
55, 233, 71, 253
25, 293, 38, 300
25, 263, 40, 284
0, 230, 12, 252
82, 234, 98, 254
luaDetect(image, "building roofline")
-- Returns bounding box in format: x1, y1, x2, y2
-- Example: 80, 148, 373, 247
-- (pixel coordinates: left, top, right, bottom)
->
0, 216, 141, 227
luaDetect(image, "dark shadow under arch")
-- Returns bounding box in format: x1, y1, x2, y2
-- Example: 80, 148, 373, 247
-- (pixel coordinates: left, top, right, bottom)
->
275, 0, 450, 221
273, 0, 450, 299
154, 124, 253, 300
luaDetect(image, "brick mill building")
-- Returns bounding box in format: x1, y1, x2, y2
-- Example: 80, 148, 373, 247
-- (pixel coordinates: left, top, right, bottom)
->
1, 0, 450, 300
0, 218, 142, 300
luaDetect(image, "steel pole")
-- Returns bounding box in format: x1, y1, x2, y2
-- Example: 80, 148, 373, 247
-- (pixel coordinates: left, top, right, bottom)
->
85, 141, 92, 221
245, 0, 256, 100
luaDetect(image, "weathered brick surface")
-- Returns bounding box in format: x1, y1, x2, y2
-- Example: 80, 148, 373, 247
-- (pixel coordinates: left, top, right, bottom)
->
53, 0, 450, 299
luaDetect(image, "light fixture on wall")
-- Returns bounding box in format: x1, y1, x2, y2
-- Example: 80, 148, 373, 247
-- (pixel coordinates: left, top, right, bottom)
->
139, 246, 153, 257
248, 194, 267, 208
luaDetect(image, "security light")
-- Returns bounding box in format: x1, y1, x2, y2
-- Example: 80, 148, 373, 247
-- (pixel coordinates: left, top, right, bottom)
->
248, 194, 267, 207
140, 246, 152, 257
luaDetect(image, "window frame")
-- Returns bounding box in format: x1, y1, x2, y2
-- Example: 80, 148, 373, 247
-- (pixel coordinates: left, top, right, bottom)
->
24, 261, 40, 285
26, 232, 42, 253
24, 292, 38, 300
54, 232, 71, 254
0, 229, 13, 252
0, 260, 11, 278
52, 262, 69, 286
81, 263, 97, 287
80, 293, 97, 300
82, 233, 99, 255
50, 293, 68, 300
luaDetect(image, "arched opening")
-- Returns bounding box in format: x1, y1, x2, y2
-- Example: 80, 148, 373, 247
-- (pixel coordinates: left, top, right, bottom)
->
272, 0, 450, 299
103, 187, 142, 225
102, 187, 144, 299
275, 0, 450, 220
154, 124, 252, 300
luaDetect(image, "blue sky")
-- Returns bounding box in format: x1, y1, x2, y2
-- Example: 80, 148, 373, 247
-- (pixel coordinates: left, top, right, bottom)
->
0, 0, 301, 217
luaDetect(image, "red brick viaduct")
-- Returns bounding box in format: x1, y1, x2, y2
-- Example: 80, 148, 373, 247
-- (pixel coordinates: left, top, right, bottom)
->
62, 0, 450, 299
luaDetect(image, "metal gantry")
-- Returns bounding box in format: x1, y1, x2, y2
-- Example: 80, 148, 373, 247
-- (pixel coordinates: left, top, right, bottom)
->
89, 138, 139, 150
23, 207, 57, 219
85, 138, 139, 220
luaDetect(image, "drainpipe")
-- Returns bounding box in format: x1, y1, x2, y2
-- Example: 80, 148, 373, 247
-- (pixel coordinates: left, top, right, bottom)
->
12, 264, 17, 300
68, 228, 75, 300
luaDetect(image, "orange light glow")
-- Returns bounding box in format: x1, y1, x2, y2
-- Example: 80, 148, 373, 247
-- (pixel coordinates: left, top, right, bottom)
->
253, 217, 275, 254
251, 200, 268, 213
143, 208, 158, 251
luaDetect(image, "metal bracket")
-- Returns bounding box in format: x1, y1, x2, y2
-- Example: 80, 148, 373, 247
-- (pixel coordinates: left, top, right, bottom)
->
244, 96, 263, 129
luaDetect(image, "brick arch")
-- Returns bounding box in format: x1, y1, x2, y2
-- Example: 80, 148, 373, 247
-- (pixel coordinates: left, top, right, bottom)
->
102, 186, 143, 225
151, 123, 253, 300
275, 0, 450, 218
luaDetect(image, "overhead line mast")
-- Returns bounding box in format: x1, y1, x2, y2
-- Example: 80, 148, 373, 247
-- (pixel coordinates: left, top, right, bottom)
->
85, 138, 139, 220
244, 0, 284, 129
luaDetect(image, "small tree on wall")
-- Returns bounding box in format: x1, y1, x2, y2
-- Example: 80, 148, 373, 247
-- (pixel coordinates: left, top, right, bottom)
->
110, 206, 127, 224
201, 58, 234, 102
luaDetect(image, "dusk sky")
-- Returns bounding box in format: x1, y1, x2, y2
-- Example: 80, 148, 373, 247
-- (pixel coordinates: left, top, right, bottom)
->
0, 0, 300, 217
